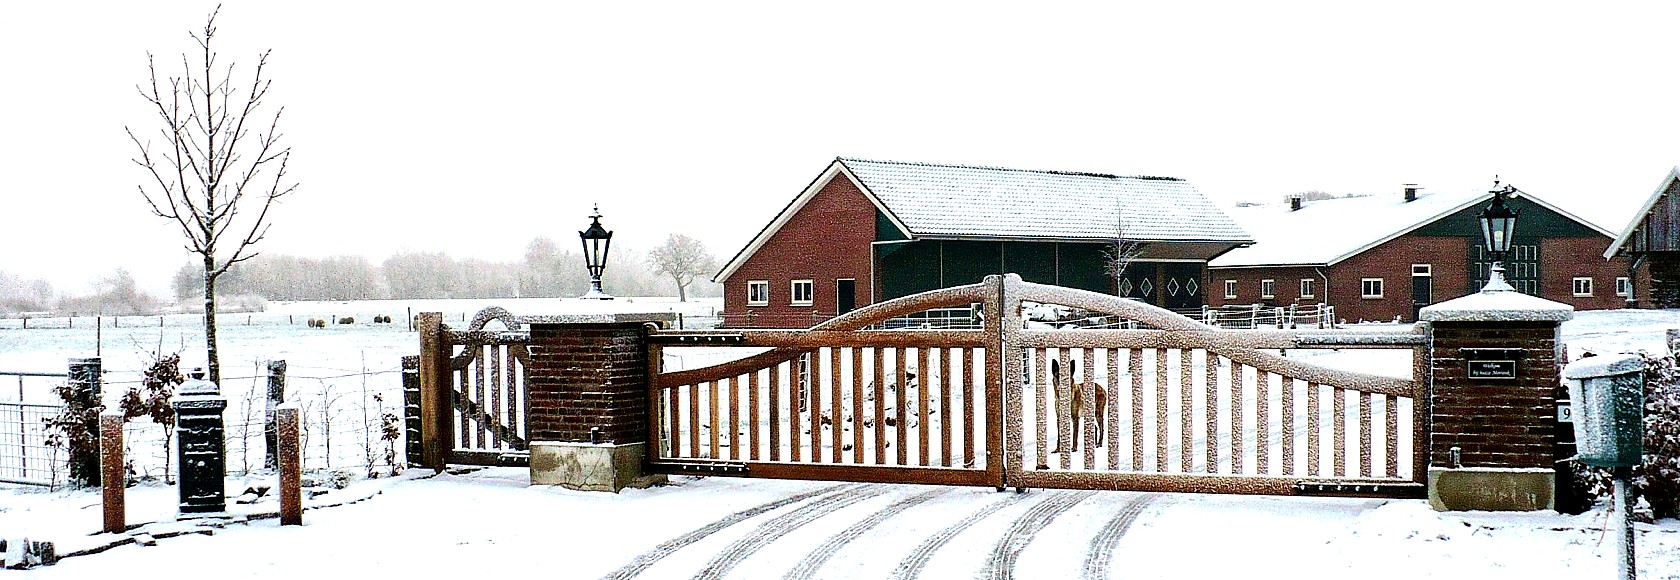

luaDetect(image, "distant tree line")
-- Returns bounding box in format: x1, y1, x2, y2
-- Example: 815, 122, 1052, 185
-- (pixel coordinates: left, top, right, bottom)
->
169, 236, 723, 303
0, 268, 163, 317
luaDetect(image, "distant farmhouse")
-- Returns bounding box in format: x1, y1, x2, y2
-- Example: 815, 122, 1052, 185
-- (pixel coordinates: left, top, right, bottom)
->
714, 157, 1252, 328
1209, 185, 1631, 323
1605, 167, 1680, 308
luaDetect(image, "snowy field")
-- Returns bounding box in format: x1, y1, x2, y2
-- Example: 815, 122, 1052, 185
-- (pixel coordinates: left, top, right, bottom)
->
0, 306, 1678, 577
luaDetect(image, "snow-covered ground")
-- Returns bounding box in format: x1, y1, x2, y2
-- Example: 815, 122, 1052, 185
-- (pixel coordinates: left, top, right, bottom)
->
1, 305, 1678, 577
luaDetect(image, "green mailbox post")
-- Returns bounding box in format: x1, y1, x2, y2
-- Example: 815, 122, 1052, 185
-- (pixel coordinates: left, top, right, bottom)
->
1562, 352, 1645, 580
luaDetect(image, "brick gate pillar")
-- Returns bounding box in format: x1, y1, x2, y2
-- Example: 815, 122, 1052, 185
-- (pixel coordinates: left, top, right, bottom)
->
523, 313, 673, 492
1419, 279, 1573, 511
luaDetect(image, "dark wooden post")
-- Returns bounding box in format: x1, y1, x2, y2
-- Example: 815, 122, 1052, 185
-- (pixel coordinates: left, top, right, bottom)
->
263, 360, 286, 470
416, 313, 450, 471
67, 357, 102, 488
1420, 286, 1573, 511
100, 411, 124, 533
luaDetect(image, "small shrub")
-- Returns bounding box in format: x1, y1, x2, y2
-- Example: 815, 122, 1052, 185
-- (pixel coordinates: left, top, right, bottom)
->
1569, 350, 1680, 520
337, 316, 354, 325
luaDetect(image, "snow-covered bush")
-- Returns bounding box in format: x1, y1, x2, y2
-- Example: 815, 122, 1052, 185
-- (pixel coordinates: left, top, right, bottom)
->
1570, 350, 1680, 520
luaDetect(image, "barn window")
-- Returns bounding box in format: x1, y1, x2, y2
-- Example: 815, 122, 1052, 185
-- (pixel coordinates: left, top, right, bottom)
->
1299, 279, 1315, 299
747, 280, 769, 306
1573, 277, 1593, 297
1224, 280, 1237, 299
791, 279, 814, 306
1616, 277, 1631, 298
1260, 279, 1275, 299
1361, 278, 1384, 299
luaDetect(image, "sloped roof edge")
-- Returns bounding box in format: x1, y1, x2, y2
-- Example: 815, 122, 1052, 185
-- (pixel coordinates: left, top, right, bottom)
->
1324, 185, 1616, 267
1603, 166, 1680, 259
713, 158, 911, 283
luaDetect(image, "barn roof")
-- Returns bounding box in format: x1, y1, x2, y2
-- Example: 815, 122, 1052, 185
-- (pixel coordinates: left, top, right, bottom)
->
715, 157, 1251, 282
1209, 186, 1614, 269
1603, 166, 1680, 259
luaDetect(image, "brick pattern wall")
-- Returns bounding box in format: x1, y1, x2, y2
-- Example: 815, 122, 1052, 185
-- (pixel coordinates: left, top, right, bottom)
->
525, 323, 648, 444
1206, 265, 1322, 308
1429, 321, 1561, 469
1539, 237, 1634, 311
722, 173, 878, 328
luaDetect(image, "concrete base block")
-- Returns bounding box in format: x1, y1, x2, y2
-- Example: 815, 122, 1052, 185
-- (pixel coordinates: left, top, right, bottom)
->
529, 441, 664, 492
1428, 467, 1555, 511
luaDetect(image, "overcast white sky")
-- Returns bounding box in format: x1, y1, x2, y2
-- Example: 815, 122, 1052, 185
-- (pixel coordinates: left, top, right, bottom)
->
4, 2, 1678, 297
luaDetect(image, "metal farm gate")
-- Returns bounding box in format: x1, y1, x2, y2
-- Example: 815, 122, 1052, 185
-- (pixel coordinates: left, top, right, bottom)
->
650, 274, 1427, 498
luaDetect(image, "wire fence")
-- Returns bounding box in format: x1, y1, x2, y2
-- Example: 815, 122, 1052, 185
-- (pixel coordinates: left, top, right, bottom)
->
0, 363, 409, 488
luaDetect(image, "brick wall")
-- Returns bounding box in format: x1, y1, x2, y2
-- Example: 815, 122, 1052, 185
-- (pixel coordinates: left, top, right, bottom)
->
1540, 237, 1633, 311
1332, 235, 1469, 323
1206, 265, 1321, 308
722, 172, 877, 328
525, 323, 649, 444
1428, 321, 1561, 469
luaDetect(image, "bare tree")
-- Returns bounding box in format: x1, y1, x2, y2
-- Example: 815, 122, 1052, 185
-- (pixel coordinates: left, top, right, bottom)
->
647, 234, 717, 302
1102, 208, 1144, 289
128, 7, 296, 386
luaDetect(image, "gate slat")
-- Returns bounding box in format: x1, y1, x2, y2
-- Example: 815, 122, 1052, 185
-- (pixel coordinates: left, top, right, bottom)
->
1033, 348, 1048, 469
1334, 387, 1348, 477
770, 363, 782, 462
475, 348, 487, 449
942, 348, 956, 468
507, 346, 520, 448
791, 356, 803, 462
1282, 378, 1295, 476
1205, 353, 1218, 474
1083, 348, 1097, 470
852, 347, 865, 464
749, 370, 760, 461
1058, 348, 1072, 470
831, 347, 843, 464
918, 346, 932, 467
669, 379, 682, 458
1360, 391, 1373, 477
1155, 347, 1168, 472
1307, 382, 1321, 476
728, 377, 740, 461
1107, 348, 1121, 471
875, 348, 886, 466
1230, 361, 1242, 475
1129, 348, 1144, 471
457, 366, 468, 449
1257, 370, 1270, 475
1386, 394, 1399, 478
810, 350, 823, 463
491, 346, 503, 448
1180, 349, 1193, 473
896, 348, 909, 466
965, 347, 978, 469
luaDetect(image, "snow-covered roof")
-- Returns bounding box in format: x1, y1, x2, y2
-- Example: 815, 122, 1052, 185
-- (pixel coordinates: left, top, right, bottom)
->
716, 157, 1252, 282
1603, 166, 1680, 259
839, 158, 1251, 243
1210, 187, 1615, 269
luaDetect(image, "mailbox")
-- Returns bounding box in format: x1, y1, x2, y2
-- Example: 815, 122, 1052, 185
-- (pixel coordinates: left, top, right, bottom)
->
1562, 354, 1644, 468
171, 371, 229, 515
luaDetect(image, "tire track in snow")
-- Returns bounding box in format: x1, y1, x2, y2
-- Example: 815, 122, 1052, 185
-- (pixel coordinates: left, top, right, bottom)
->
981, 490, 1096, 580
783, 487, 949, 580
1082, 493, 1161, 580
889, 493, 1021, 580
600, 484, 845, 580
692, 484, 891, 580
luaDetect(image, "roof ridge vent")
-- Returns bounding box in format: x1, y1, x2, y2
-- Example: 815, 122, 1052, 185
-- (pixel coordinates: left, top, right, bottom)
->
1404, 184, 1420, 203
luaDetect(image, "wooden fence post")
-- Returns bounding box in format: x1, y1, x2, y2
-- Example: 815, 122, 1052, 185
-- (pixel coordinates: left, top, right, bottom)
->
277, 403, 302, 526
416, 313, 450, 471
100, 411, 124, 533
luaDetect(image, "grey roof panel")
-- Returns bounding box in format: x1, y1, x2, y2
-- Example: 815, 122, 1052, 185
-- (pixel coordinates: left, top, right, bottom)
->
839, 158, 1251, 242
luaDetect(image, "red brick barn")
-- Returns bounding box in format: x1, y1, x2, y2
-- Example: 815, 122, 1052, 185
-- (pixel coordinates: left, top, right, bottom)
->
1208, 185, 1631, 324
1604, 166, 1680, 308
714, 158, 1253, 328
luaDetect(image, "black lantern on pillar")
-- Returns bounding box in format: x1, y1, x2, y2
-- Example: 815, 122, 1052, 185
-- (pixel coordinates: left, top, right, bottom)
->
1477, 181, 1520, 289
579, 205, 614, 300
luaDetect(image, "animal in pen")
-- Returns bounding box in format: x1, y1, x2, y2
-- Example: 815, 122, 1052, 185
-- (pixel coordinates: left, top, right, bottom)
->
1049, 358, 1107, 453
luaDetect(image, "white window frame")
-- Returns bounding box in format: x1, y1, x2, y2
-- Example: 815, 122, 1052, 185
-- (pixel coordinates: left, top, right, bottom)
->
791, 279, 814, 306
1412, 264, 1432, 277
1572, 277, 1593, 297
1616, 277, 1631, 298
1299, 279, 1315, 299
1223, 279, 1237, 300
1260, 279, 1276, 299
1361, 278, 1384, 299
747, 280, 769, 306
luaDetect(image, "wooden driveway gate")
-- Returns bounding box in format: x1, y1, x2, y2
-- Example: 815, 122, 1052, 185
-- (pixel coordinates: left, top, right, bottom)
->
648, 274, 1428, 498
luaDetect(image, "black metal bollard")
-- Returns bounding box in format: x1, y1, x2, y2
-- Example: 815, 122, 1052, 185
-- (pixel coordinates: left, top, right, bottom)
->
172, 370, 229, 516
67, 357, 102, 488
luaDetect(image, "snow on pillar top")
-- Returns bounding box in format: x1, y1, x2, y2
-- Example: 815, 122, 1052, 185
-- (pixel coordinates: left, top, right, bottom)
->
1418, 283, 1574, 323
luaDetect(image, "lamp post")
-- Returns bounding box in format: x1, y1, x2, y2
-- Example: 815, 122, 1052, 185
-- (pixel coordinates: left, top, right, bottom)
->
1477, 181, 1520, 291
579, 205, 614, 300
